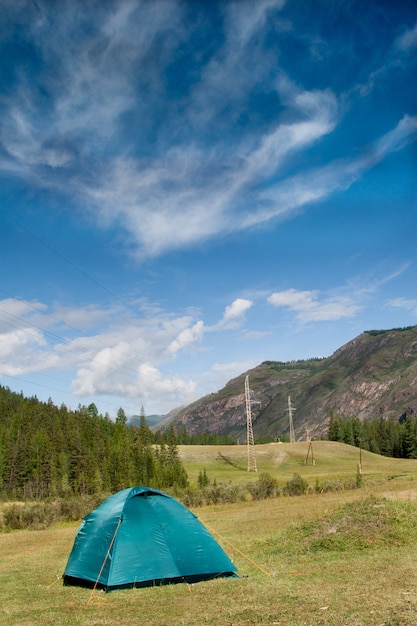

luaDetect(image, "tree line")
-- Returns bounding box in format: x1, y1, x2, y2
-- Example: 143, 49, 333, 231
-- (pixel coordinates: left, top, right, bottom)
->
0, 385, 187, 501
327, 412, 417, 458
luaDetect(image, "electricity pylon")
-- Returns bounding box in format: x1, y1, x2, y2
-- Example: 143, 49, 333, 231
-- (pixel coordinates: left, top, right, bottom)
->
245, 375, 257, 472
288, 395, 296, 443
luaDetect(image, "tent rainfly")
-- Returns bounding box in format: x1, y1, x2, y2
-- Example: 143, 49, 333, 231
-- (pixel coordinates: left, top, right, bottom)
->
63, 486, 237, 591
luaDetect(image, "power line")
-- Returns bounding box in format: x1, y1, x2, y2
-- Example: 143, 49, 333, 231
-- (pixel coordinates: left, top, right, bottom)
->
0, 289, 161, 384
1, 213, 193, 413
5, 213, 126, 305
0, 372, 136, 415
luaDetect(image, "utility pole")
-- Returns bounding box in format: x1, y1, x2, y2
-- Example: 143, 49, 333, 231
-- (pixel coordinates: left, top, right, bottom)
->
287, 395, 296, 443
304, 427, 315, 465
245, 375, 257, 472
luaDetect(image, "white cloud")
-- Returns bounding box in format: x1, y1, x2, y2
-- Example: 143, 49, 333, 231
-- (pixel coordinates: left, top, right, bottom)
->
166, 321, 205, 357
1, 3, 415, 261
387, 297, 417, 315
80, 81, 337, 255
0, 294, 260, 410
0, 327, 58, 375
186, 0, 286, 131
0, 1, 340, 258
224, 0, 286, 48
207, 359, 259, 394
211, 359, 257, 375
223, 298, 253, 322
241, 330, 270, 340
0, 1, 184, 184
269, 288, 317, 310
268, 288, 360, 322
0, 296, 202, 406
373, 115, 417, 158
0, 297, 47, 322
377, 262, 411, 286
72, 358, 196, 404
395, 22, 417, 51
0, 295, 255, 410
244, 115, 417, 228
243, 86, 338, 181
215, 298, 254, 330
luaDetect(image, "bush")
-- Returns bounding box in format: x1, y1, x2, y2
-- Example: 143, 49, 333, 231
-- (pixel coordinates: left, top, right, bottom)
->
58, 494, 106, 521
181, 482, 247, 507
2, 502, 58, 530
283, 473, 309, 496
247, 473, 280, 500
1, 494, 108, 531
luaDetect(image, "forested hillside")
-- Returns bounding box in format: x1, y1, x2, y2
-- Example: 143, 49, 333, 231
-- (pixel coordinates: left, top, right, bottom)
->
0, 386, 187, 500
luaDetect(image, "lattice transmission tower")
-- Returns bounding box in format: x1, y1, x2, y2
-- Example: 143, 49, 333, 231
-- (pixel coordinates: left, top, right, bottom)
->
287, 395, 296, 443
245, 375, 257, 472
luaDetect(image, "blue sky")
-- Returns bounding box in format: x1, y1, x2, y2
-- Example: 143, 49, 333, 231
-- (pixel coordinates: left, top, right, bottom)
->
0, 0, 416, 418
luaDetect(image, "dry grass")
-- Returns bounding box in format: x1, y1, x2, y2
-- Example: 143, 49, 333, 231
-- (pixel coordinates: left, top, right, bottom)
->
2, 443, 417, 625
2, 493, 417, 625
178, 441, 417, 485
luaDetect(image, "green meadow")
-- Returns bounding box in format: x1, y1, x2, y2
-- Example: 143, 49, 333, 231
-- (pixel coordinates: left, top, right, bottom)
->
178, 440, 417, 483
2, 441, 417, 625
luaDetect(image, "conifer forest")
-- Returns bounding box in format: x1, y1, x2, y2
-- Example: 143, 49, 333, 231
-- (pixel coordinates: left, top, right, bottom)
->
0, 385, 187, 501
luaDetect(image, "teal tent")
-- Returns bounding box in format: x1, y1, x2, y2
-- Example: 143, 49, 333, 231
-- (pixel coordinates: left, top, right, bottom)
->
63, 486, 237, 591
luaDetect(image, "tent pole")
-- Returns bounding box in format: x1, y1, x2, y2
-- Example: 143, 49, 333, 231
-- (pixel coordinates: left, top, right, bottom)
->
87, 517, 123, 604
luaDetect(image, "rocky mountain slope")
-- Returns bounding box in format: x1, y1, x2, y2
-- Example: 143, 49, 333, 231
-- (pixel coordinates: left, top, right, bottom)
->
165, 326, 417, 441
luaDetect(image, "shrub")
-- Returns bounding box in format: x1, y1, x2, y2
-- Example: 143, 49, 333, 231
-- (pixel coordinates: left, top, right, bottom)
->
283, 473, 308, 496
0, 494, 107, 531
2, 502, 58, 530
247, 473, 280, 500
57, 494, 105, 521
180, 482, 247, 507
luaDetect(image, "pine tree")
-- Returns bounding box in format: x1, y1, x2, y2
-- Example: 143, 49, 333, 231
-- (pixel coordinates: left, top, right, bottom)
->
402, 417, 417, 458
133, 406, 156, 486
116, 407, 127, 425
328, 412, 343, 441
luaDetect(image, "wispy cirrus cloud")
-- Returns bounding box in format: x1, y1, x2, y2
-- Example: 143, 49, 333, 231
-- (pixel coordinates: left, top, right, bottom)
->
267, 288, 361, 322
77, 78, 339, 257
0, 1, 184, 174
395, 21, 417, 51
242, 114, 417, 228
387, 297, 417, 316
267, 264, 414, 325
0, 0, 416, 262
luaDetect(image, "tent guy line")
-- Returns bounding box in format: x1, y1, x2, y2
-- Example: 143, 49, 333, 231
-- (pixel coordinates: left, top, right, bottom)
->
199, 517, 273, 578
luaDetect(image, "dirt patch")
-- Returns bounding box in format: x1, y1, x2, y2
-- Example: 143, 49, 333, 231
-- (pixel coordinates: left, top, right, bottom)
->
254, 443, 288, 464
381, 489, 417, 501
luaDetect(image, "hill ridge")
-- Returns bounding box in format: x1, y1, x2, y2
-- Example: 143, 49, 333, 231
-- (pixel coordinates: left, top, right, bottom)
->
166, 326, 417, 440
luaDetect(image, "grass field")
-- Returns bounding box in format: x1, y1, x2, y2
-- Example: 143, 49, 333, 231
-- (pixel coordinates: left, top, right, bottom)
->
2, 442, 417, 625
179, 440, 417, 486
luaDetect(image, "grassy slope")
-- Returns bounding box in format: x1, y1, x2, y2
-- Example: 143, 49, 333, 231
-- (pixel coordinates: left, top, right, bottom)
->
178, 441, 417, 484
2, 442, 417, 625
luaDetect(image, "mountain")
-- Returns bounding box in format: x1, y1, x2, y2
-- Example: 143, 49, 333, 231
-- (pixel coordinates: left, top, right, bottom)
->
128, 413, 165, 427
128, 409, 187, 430
165, 326, 417, 441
